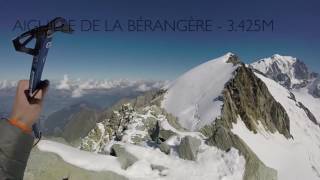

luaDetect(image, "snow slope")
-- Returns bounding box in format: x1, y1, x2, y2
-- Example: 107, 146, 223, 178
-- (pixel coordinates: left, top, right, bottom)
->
232, 73, 320, 180
293, 88, 320, 124
37, 140, 123, 173
38, 140, 244, 180
162, 53, 239, 130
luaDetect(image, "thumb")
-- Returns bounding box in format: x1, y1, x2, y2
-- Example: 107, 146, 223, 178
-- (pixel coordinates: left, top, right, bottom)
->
33, 80, 50, 101
39, 80, 50, 98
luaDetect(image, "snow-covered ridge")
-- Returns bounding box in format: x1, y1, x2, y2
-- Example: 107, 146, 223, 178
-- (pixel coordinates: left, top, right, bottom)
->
162, 52, 239, 131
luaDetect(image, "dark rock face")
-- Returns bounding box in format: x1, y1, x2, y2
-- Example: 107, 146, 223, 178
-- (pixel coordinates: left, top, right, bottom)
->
308, 78, 320, 98
110, 144, 138, 169
297, 102, 320, 127
291, 60, 310, 89
150, 121, 161, 143
266, 63, 292, 88
223, 65, 291, 138
159, 142, 171, 155
177, 136, 201, 161
311, 72, 319, 79
201, 61, 292, 180
159, 129, 176, 142
226, 54, 242, 65
293, 60, 309, 80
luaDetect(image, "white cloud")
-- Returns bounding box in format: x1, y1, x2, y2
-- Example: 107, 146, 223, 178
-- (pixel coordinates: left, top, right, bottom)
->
135, 81, 170, 92
0, 80, 17, 89
56, 74, 71, 90
152, 80, 170, 89
135, 83, 152, 92
71, 88, 84, 98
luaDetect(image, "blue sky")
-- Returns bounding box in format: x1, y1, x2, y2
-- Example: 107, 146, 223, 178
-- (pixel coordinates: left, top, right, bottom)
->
0, 0, 319, 80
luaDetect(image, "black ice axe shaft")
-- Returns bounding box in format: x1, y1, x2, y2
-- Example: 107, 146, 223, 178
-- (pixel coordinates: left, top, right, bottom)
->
12, 17, 73, 138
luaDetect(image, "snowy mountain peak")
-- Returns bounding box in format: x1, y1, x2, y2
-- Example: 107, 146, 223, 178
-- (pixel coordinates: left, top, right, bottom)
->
250, 54, 311, 89
271, 54, 296, 62
251, 54, 320, 98
224, 52, 235, 58
252, 54, 297, 75
162, 53, 240, 130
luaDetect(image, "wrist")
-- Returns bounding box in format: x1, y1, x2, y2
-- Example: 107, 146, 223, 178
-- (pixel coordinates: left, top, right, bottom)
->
8, 118, 32, 134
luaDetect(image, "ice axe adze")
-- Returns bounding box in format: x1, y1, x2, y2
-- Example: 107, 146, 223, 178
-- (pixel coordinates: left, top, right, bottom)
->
12, 17, 73, 139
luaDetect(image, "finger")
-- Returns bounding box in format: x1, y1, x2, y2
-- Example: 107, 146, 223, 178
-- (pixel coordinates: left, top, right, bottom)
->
17, 80, 31, 104
17, 80, 29, 92
34, 80, 50, 100
26, 95, 41, 104
40, 80, 50, 98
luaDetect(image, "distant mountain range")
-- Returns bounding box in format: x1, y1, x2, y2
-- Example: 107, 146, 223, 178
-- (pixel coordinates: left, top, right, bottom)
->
0, 78, 167, 117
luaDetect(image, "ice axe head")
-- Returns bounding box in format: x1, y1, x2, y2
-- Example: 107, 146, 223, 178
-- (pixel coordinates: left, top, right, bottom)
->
47, 17, 74, 35
12, 17, 73, 56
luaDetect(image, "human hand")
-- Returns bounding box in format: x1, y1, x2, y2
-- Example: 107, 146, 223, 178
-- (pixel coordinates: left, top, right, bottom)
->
10, 80, 49, 129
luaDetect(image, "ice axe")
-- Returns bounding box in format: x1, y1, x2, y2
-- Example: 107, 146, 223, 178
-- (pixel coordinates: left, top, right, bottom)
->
12, 17, 73, 139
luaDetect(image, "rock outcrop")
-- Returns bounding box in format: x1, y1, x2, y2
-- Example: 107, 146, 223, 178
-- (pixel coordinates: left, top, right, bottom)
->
201, 123, 277, 180
80, 103, 136, 152
177, 136, 201, 161
25, 148, 127, 180
80, 100, 179, 155
110, 144, 138, 169
297, 101, 320, 127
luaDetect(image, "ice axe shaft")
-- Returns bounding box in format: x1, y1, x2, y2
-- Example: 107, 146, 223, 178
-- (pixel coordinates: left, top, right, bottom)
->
13, 17, 73, 96
12, 17, 73, 138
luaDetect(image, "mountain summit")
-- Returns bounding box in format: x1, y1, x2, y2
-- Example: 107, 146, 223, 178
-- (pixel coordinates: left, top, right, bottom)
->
250, 54, 314, 89
162, 53, 240, 130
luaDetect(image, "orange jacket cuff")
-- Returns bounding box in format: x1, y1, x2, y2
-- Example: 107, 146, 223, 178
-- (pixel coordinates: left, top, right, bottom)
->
8, 118, 32, 134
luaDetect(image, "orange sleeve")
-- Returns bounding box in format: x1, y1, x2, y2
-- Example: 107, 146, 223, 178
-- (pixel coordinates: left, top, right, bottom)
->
8, 118, 32, 134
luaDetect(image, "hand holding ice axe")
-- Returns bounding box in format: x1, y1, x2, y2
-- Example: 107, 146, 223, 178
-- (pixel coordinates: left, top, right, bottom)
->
11, 17, 73, 139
